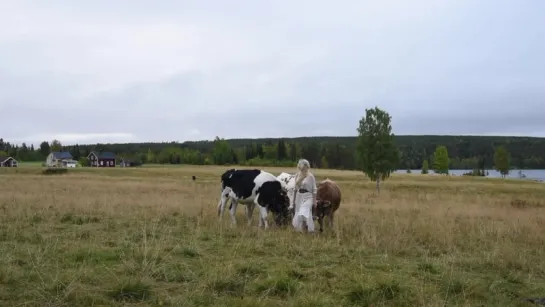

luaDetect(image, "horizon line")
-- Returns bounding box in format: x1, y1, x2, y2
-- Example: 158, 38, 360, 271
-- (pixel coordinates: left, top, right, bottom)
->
3, 133, 544, 148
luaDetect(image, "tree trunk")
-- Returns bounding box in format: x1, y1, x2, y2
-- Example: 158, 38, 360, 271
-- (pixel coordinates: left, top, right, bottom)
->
376, 177, 380, 194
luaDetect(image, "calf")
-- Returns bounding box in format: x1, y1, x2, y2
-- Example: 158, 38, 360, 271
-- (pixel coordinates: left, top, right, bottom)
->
313, 178, 342, 232
217, 169, 290, 228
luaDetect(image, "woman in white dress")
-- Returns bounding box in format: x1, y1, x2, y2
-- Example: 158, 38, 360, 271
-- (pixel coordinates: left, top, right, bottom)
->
291, 159, 317, 233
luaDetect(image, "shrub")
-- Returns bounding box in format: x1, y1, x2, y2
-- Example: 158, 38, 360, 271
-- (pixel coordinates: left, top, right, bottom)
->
243, 158, 296, 167
42, 168, 68, 175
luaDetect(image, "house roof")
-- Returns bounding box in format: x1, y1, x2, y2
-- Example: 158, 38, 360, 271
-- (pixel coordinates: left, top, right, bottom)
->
52, 151, 73, 159
0, 156, 14, 163
90, 151, 116, 159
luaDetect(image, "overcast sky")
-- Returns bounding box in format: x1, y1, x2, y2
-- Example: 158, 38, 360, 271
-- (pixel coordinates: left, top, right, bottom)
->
1, 1, 544, 146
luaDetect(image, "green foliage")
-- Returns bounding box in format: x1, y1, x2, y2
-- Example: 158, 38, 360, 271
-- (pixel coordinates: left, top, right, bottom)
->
42, 168, 68, 175
494, 146, 511, 178
50, 139, 62, 152
462, 169, 486, 177
152, 147, 204, 164
433, 146, 450, 175
79, 157, 89, 167
262, 143, 278, 160
277, 139, 288, 161
146, 149, 155, 164
321, 156, 329, 169
243, 158, 296, 167
421, 160, 429, 174
356, 106, 398, 183
1, 134, 545, 170
212, 137, 235, 165
39, 141, 50, 157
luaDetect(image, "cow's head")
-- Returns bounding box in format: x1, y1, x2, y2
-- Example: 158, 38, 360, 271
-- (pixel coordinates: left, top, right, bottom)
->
269, 188, 292, 227
312, 199, 332, 218
278, 176, 296, 209
220, 169, 236, 190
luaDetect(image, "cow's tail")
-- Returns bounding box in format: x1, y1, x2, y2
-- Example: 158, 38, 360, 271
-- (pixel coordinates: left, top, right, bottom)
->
217, 198, 222, 216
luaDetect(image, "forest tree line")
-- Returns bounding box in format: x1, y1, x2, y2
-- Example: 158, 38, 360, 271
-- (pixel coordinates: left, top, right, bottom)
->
1, 135, 544, 170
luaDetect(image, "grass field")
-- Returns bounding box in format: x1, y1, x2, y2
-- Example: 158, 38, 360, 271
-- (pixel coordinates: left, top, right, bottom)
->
1, 165, 545, 306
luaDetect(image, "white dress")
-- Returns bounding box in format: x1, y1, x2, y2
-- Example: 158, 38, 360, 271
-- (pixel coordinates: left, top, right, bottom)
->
292, 172, 317, 232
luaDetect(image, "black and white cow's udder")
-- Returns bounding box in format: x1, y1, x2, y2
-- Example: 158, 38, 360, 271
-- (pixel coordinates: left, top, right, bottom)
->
217, 169, 290, 228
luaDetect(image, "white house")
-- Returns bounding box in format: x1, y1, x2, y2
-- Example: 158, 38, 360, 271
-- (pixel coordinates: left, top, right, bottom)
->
46, 152, 78, 168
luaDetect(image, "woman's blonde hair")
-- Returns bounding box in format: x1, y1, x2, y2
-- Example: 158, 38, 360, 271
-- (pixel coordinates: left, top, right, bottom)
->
295, 159, 310, 186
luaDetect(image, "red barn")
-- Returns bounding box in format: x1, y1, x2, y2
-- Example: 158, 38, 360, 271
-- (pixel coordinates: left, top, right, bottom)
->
87, 151, 116, 167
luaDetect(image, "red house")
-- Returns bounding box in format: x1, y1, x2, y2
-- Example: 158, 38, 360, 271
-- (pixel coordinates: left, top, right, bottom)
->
87, 151, 116, 167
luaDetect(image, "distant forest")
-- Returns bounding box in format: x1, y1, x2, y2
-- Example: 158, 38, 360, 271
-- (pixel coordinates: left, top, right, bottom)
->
1, 135, 544, 170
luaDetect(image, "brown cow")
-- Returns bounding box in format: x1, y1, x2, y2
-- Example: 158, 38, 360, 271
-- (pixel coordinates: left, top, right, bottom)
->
313, 178, 341, 232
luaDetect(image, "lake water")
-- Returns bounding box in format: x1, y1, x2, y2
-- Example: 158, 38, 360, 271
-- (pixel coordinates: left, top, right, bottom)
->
395, 169, 545, 182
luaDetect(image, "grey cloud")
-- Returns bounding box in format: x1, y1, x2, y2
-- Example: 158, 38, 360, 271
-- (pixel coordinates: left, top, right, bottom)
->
1, 0, 545, 146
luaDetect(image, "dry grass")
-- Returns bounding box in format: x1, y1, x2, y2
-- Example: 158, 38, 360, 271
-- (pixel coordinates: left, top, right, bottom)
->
1, 165, 545, 306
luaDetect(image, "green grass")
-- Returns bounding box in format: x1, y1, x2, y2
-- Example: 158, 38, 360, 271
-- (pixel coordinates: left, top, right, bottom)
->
0, 165, 544, 306
16, 161, 43, 167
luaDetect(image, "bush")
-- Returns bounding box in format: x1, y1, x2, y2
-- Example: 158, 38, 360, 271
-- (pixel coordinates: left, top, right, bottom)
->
242, 158, 296, 167
42, 168, 68, 175
79, 157, 89, 167
462, 169, 486, 177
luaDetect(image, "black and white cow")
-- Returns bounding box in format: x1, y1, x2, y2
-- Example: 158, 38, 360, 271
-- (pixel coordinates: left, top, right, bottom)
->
276, 172, 296, 210
217, 169, 291, 228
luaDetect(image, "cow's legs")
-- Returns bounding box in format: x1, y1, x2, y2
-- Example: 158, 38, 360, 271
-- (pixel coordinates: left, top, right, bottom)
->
217, 198, 222, 217
257, 205, 269, 229
328, 212, 335, 229
254, 195, 269, 229
217, 189, 231, 219
229, 198, 238, 225
218, 197, 228, 219
318, 216, 324, 232
245, 203, 255, 226
254, 195, 262, 228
